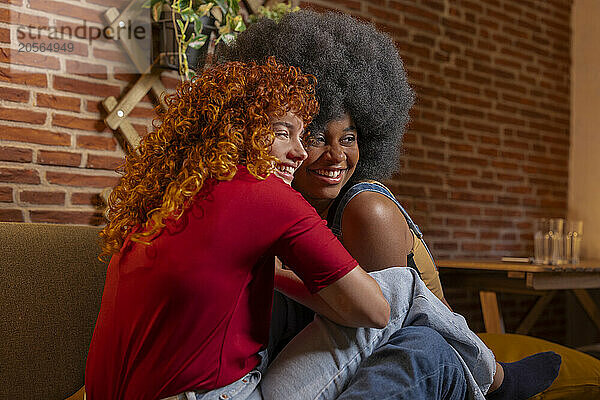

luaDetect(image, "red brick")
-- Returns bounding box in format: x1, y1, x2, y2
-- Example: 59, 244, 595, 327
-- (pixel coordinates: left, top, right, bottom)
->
0, 47, 60, 70
0, 125, 70, 146
46, 171, 118, 188
389, 1, 439, 20
471, 180, 503, 191
36, 93, 81, 112
132, 124, 149, 137
66, 60, 108, 80
87, 154, 124, 170
462, 243, 492, 252
0, 146, 32, 162
401, 172, 443, 185
450, 192, 494, 203
454, 231, 477, 239
0, 167, 40, 184
0, 186, 12, 202
71, 191, 103, 206
0, 0, 23, 5
375, 22, 409, 39
0, 8, 48, 26
0, 66, 47, 87
84, 0, 126, 7
19, 190, 65, 204
435, 203, 481, 215
53, 76, 122, 98
28, 0, 104, 24
471, 219, 514, 228
92, 48, 131, 64
448, 155, 488, 167
0, 27, 9, 43
0, 86, 30, 103
442, 17, 477, 34
0, 209, 24, 222
52, 113, 108, 132
128, 106, 157, 119
433, 242, 458, 251
367, 5, 401, 22
38, 150, 81, 167
76, 135, 117, 151
326, 0, 361, 10
403, 17, 440, 35
30, 210, 105, 225
0, 106, 46, 124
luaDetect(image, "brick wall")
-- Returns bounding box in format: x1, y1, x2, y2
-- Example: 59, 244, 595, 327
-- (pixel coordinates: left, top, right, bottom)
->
1, 0, 574, 341
0, 0, 178, 224
301, 0, 573, 341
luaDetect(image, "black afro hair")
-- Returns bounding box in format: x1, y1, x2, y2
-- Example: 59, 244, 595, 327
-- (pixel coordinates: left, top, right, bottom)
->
221, 9, 415, 182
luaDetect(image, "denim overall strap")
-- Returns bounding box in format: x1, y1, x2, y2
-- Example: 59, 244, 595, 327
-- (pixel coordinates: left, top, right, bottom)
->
329, 181, 423, 241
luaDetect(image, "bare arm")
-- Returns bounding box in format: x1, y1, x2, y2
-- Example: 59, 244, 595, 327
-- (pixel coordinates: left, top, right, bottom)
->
275, 258, 390, 328
341, 191, 453, 310
341, 191, 413, 271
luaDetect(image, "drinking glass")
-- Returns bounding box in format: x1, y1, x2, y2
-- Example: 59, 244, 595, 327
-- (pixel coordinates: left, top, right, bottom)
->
566, 220, 583, 264
533, 218, 546, 264
549, 218, 565, 265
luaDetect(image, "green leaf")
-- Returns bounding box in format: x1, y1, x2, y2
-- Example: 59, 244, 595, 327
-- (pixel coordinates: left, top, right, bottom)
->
197, 3, 213, 17
194, 19, 204, 35
213, 0, 227, 15
151, 2, 163, 21
233, 17, 245, 32
176, 18, 185, 32
228, 0, 239, 15
188, 34, 207, 48
142, 0, 164, 9
219, 32, 235, 45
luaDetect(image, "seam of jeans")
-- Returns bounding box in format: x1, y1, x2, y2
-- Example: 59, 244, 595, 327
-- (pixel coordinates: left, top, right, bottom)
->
311, 314, 407, 400
377, 364, 466, 400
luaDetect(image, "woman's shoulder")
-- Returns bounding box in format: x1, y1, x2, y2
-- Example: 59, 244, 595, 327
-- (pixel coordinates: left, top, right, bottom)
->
343, 188, 403, 226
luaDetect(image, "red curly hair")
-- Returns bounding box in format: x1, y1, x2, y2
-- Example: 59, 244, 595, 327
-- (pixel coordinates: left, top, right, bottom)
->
100, 58, 318, 259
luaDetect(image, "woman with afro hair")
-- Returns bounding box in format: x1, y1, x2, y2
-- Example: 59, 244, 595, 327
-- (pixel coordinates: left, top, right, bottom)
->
225, 10, 561, 400
84, 59, 393, 399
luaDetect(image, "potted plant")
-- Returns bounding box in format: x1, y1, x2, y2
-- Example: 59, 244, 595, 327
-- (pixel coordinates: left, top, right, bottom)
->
146, 0, 246, 79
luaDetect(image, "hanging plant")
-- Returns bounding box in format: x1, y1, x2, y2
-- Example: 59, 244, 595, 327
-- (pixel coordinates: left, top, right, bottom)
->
248, 1, 299, 24
145, 0, 247, 79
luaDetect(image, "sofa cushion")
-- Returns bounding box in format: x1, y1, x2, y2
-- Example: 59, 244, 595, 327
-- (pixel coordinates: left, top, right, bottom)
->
0, 222, 105, 399
479, 332, 600, 399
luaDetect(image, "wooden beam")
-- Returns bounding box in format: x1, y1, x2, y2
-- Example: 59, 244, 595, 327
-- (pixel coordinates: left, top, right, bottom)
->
103, 1, 151, 74
479, 291, 505, 334
516, 291, 557, 335
102, 96, 142, 150
572, 289, 600, 333
104, 72, 160, 130
530, 272, 600, 290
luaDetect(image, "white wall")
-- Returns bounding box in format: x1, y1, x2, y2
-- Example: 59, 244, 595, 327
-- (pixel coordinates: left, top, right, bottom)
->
569, 0, 600, 260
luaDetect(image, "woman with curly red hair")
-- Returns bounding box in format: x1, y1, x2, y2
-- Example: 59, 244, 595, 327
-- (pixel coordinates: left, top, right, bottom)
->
85, 59, 390, 399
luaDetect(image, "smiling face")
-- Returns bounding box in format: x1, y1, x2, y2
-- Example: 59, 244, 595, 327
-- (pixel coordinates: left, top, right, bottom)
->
269, 111, 308, 185
292, 113, 359, 215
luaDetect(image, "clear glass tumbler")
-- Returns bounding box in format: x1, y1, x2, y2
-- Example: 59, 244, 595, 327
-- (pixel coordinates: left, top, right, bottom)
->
549, 218, 565, 265
566, 220, 583, 264
533, 218, 546, 265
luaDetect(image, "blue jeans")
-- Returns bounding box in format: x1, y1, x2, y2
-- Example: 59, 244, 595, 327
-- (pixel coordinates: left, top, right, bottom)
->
337, 326, 467, 400
176, 267, 494, 400
261, 268, 494, 400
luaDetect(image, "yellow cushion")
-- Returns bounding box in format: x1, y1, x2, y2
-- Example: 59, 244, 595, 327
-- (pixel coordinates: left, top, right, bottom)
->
479, 333, 600, 399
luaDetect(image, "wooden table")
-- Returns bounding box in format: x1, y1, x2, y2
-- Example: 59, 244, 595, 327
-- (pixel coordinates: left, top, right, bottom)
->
436, 259, 600, 335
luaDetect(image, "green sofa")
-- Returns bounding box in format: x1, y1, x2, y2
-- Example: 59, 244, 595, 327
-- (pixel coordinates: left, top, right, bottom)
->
2, 221, 600, 399
0, 222, 103, 399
